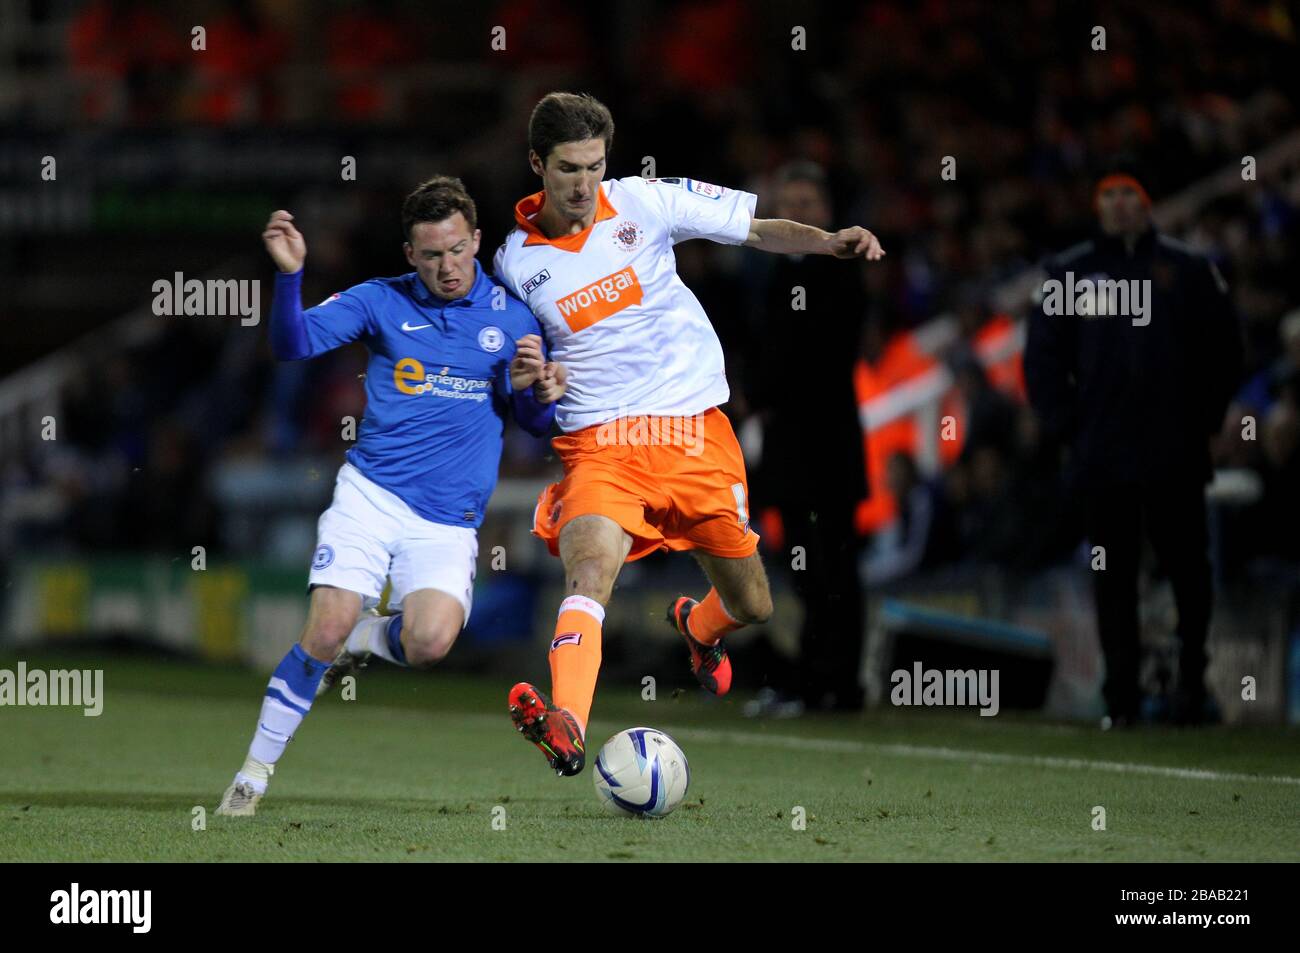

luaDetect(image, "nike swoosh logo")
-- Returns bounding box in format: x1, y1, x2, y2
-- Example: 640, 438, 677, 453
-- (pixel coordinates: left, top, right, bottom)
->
401, 321, 434, 332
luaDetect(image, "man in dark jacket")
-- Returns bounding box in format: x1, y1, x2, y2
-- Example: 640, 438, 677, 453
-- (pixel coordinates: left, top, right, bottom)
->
749, 161, 869, 712
1025, 161, 1243, 726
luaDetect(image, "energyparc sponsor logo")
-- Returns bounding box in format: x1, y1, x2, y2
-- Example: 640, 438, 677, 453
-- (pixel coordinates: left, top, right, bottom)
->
554, 266, 643, 333
392, 358, 491, 400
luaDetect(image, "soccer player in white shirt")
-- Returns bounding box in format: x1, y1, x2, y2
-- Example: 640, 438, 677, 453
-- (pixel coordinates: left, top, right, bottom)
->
494, 93, 884, 776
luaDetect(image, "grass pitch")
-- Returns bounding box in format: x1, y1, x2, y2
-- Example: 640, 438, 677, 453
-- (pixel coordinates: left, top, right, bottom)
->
1, 650, 1297, 862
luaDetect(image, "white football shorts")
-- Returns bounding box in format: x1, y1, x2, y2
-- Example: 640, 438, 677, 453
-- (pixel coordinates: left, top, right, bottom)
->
308, 462, 478, 621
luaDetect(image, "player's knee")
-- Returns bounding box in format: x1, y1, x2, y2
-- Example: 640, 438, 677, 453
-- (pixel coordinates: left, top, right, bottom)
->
402, 619, 459, 668
732, 590, 773, 625
301, 614, 354, 658
567, 556, 619, 603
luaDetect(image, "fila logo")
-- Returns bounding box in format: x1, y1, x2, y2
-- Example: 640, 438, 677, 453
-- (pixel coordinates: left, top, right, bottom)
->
554, 266, 643, 333
522, 268, 551, 296
551, 632, 582, 651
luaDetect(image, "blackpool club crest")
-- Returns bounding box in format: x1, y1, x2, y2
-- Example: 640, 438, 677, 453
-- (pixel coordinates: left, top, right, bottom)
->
612, 220, 644, 252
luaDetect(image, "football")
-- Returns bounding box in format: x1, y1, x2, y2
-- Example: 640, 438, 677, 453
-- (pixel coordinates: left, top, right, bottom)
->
592, 727, 690, 818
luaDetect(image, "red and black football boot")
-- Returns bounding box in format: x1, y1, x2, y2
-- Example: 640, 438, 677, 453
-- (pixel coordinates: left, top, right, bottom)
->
666, 596, 732, 696
508, 682, 585, 776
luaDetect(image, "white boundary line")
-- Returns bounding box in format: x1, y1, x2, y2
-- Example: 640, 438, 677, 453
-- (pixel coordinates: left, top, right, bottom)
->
200, 696, 1300, 787
669, 727, 1300, 787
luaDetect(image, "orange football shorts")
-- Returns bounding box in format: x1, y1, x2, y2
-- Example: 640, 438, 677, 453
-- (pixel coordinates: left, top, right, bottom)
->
532, 407, 760, 562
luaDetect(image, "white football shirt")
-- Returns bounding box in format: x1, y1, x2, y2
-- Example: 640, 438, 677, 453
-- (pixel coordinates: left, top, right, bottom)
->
493, 175, 757, 432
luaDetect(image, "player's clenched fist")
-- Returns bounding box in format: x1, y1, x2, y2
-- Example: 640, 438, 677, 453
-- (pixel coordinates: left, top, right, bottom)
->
262, 209, 306, 274
510, 334, 546, 391
534, 361, 568, 404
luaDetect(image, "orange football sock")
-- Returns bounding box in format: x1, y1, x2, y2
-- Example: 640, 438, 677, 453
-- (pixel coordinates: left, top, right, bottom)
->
687, 588, 743, 646
549, 594, 604, 736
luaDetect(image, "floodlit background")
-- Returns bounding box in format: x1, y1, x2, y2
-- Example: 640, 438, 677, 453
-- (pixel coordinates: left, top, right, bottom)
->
2, 0, 1299, 723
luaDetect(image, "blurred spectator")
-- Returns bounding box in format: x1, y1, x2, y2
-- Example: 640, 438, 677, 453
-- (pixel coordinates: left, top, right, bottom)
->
1237, 307, 1300, 418
861, 451, 953, 586
1025, 160, 1243, 726
952, 352, 1018, 463
1253, 386, 1300, 560
749, 160, 868, 712
4, 0, 1298, 590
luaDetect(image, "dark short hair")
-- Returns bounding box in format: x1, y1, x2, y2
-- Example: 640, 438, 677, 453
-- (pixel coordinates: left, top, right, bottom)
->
529, 92, 615, 165
402, 175, 477, 241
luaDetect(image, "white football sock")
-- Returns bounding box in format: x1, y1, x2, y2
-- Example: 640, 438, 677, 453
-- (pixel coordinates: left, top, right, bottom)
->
242, 645, 328, 781
346, 612, 408, 665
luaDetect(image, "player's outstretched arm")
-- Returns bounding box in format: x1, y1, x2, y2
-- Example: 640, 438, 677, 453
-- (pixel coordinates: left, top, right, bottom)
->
263, 209, 320, 362
262, 210, 370, 362
743, 218, 885, 260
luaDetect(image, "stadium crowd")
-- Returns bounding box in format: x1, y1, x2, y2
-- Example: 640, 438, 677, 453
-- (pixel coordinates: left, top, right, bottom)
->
4, 0, 1298, 589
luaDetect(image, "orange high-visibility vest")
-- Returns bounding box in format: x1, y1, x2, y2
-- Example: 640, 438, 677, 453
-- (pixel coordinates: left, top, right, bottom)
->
973, 314, 1026, 400
854, 332, 935, 534
851, 320, 1025, 537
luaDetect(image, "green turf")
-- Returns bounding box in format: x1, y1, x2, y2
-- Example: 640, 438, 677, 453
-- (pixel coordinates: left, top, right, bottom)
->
1, 651, 1297, 862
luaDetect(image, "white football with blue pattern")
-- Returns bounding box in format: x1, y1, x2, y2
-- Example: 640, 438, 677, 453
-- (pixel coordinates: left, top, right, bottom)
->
593, 727, 690, 818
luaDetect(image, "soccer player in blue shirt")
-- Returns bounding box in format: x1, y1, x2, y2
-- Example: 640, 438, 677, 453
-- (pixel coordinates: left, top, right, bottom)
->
217, 176, 566, 816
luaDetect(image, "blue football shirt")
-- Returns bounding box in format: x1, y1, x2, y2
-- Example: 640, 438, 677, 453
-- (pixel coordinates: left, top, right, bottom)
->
295, 261, 544, 527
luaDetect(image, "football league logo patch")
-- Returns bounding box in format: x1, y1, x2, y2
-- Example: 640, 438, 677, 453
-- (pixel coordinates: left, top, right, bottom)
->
685, 179, 725, 199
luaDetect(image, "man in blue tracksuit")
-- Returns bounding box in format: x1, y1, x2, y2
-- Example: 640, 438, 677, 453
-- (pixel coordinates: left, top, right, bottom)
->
218, 176, 567, 815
